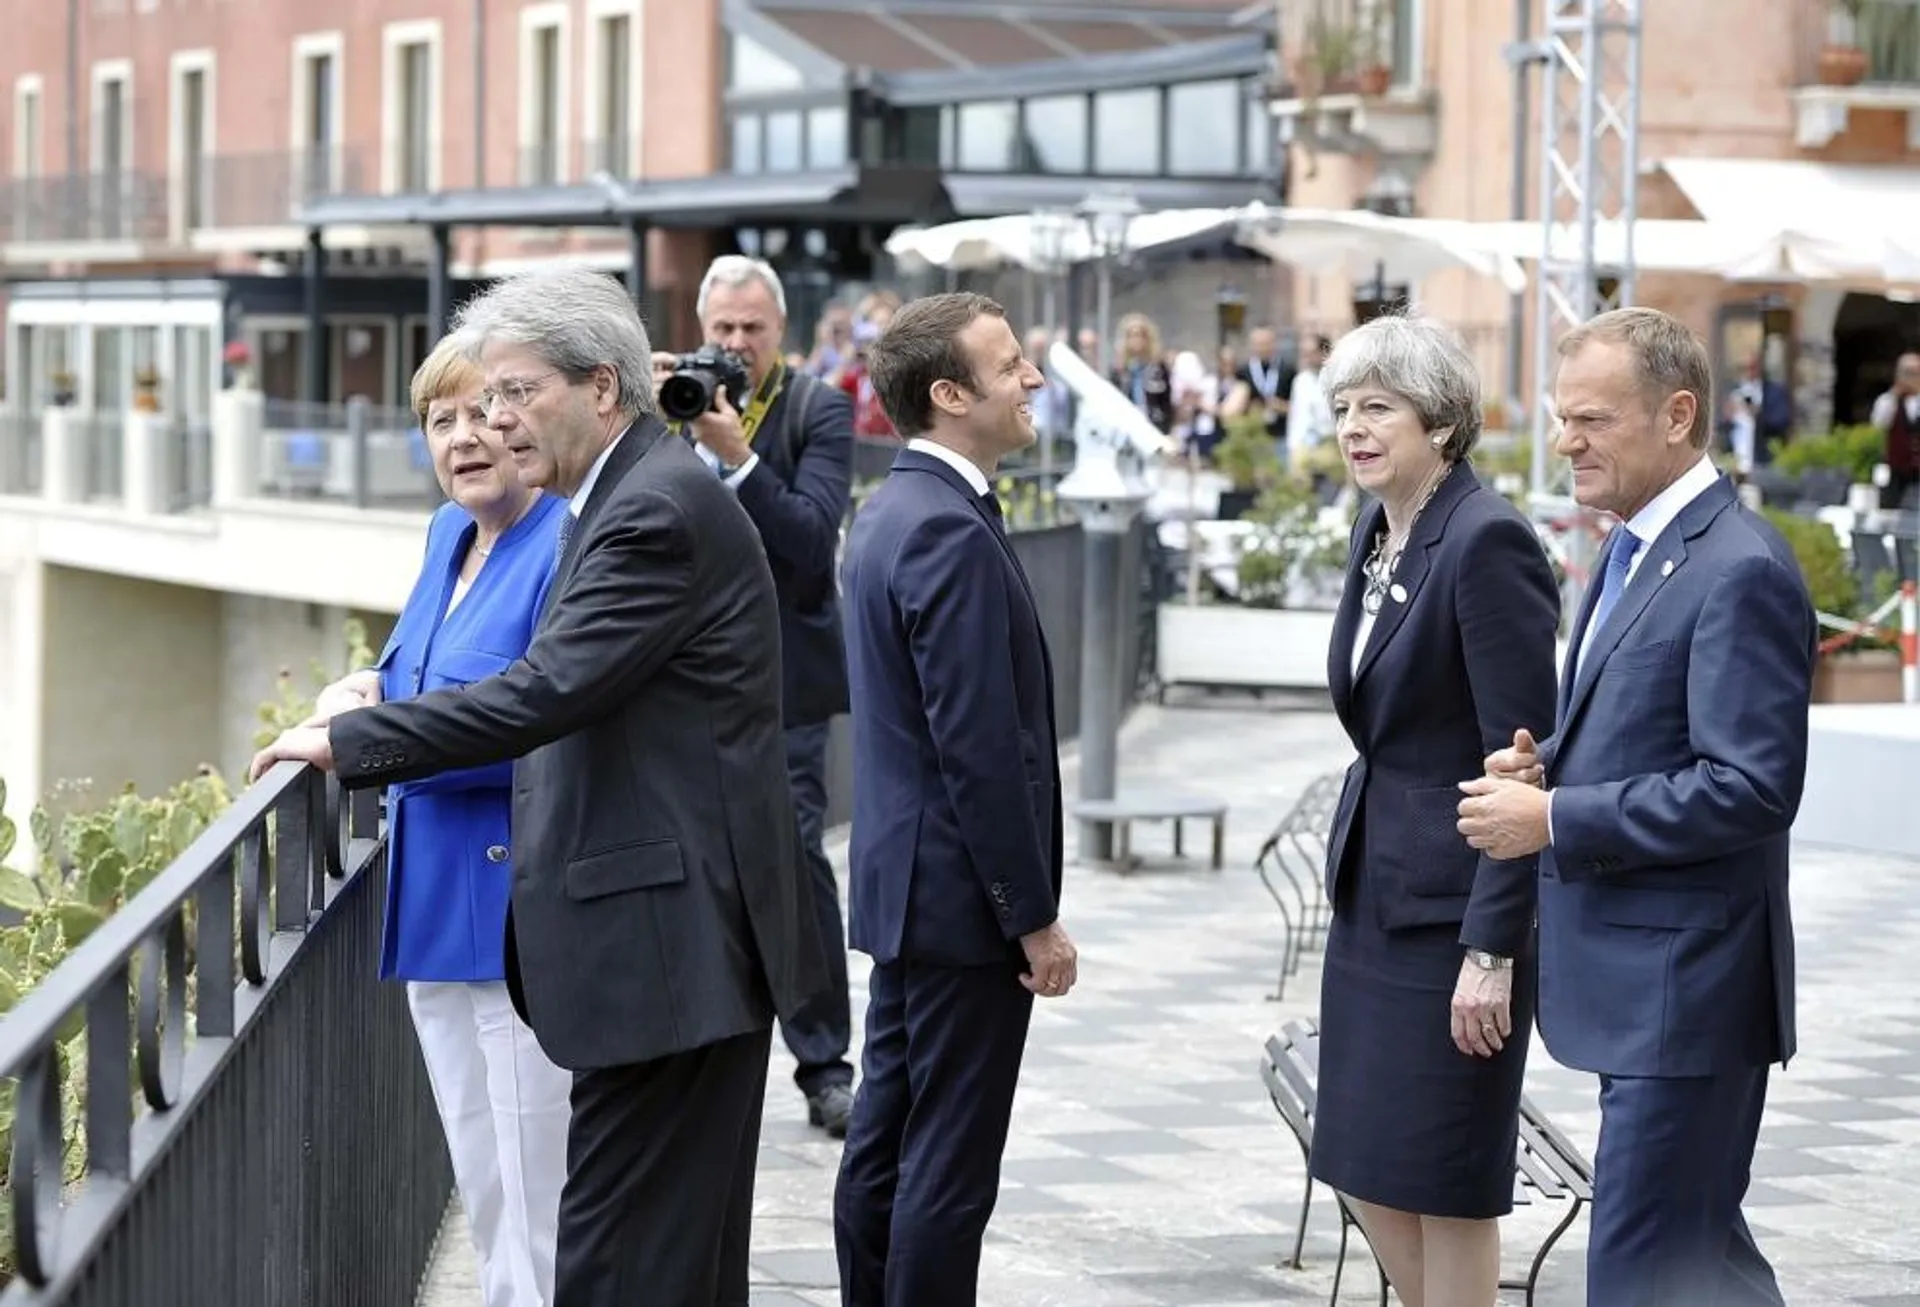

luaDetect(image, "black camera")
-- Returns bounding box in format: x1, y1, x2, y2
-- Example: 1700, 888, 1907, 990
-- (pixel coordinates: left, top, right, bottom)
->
660, 347, 752, 422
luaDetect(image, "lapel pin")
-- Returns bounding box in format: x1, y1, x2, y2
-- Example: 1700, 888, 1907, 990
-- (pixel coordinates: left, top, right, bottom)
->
1660, 559, 1675, 578
1389, 583, 1408, 604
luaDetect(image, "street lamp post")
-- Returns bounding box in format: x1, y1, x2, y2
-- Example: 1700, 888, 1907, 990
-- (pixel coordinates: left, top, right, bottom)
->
1076, 189, 1141, 374
1029, 208, 1077, 485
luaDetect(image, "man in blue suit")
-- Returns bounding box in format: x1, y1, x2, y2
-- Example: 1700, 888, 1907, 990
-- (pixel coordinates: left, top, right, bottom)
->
832, 292, 1077, 1307
1457, 307, 1814, 1307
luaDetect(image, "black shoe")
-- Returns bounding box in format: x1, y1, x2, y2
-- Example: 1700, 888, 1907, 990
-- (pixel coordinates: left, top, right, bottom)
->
807, 1083, 854, 1139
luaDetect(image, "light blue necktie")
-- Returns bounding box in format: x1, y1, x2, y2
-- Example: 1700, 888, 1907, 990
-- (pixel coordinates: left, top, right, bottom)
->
555, 512, 575, 565
1588, 527, 1641, 640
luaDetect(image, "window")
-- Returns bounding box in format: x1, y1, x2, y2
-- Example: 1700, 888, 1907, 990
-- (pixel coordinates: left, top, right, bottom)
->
731, 114, 762, 172
1020, 95, 1086, 174
382, 20, 442, 192
894, 106, 943, 168
956, 100, 1017, 172
765, 110, 803, 172
586, 5, 639, 178
1167, 81, 1239, 176
729, 32, 805, 93
14, 76, 43, 180
171, 53, 213, 230
520, 5, 569, 184
807, 106, 846, 168
1245, 87, 1272, 178
1093, 88, 1159, 174
1392, 0, 1419, 87
292, 33, 343, 196
92, 61, 133, 239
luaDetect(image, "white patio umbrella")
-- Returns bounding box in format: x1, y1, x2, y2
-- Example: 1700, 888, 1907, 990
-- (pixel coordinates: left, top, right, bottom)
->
1233, 207, 1531, 294
885, 206, 1259, 273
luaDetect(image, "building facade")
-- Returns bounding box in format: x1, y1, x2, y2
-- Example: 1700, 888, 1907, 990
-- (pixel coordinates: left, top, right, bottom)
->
1275, 0, 1920, 428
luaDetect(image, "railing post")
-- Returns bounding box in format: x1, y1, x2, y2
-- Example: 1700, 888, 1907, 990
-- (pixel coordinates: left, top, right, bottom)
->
123, 410, 169, 514
41, 407, 86, 503
212, 386, 264, 507
347, 395, 372, 508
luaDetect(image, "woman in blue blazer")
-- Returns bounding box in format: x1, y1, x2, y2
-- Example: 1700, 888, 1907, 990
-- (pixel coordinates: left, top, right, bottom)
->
314, 339, 569, 1307
1310, 314, 1560, 1306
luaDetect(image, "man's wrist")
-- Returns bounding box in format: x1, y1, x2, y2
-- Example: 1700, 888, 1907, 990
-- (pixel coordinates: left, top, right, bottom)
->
720, 452, 760, 487
1465, 949, 1513, 971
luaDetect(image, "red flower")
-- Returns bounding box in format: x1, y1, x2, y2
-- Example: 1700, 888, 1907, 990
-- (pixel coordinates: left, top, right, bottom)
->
223, 340, 252, 366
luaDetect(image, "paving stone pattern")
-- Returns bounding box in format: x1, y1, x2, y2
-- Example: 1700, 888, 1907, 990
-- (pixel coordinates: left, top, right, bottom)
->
419, 695, 1920, 1307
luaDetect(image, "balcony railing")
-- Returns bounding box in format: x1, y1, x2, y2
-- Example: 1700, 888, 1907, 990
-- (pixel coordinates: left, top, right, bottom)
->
80, 412, 124, 504
259, 397, 443, 510
0, 171, 170, 245
1276, 0, 1412, 97
0, 766, 451, 1304
1799, 0, 1920, 85
0, 411, 42, 495
197, 149, 368, 230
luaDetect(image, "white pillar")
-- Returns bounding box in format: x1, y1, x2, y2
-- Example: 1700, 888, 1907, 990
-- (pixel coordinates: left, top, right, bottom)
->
40, 409, 87, 503
1796, 286, 1848, 435
212, 387, 264, 507
123, 412, 171, 515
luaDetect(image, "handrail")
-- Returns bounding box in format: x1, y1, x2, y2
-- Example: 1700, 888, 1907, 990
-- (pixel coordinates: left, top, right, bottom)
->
0, 762, 381, 1297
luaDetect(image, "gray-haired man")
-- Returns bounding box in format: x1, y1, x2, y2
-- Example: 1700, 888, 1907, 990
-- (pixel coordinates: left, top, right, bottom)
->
253, 265, 827, 1307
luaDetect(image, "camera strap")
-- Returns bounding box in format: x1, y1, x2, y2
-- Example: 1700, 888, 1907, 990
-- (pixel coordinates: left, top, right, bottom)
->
738, 362, 787, 446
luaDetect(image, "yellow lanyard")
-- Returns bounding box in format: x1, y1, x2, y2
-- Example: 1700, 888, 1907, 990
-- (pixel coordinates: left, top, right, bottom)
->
738, 363, 786, 444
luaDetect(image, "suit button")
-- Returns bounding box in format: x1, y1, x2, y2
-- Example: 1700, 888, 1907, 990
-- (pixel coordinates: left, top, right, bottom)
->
486, 845, 509, 863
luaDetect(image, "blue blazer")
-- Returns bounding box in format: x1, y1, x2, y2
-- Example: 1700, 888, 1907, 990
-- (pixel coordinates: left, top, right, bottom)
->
840, 449, 1063, 967
1325, 461, 1561, 956
372, 494, 565, 982
1537, 475, 1815, 1077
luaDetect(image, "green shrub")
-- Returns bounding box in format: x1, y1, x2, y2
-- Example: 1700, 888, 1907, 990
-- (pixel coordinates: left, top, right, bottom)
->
1770, 425, 1884, 484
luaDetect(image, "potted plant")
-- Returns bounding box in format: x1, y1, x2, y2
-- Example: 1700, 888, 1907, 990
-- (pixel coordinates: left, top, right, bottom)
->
1764, 507, 1903, 702
1820, 0, 1870, 86
49, 369, 76, 408
223, 338, 255, 390
1353, 2, 1393, 97
1212, 411, 1282, 520
132, 365, 162, 413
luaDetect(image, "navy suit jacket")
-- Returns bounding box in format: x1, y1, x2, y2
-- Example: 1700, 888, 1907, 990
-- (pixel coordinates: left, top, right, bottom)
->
732, 372, 854, 727
840, 448, 1063, 967
1326, 461, 1561, 956
1537, 474, 1814, 1078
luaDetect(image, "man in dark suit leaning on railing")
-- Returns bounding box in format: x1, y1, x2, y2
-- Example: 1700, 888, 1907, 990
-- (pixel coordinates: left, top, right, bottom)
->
251, 264, 827, 1307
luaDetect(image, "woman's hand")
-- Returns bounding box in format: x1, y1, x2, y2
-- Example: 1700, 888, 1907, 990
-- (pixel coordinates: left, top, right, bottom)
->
1450, 956, 1514, 1058
306, 670, 382, 726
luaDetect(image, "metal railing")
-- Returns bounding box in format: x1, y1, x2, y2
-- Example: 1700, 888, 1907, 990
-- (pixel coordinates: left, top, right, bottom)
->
199, 150, 366, 229
1798, 0, 1920, 85
0, 413, 42, 496
0, 173, 170, 245
78, 416, 122, 505
165, 417, 213, 513
0, 768, 450, 1305
259, 398, 442, 511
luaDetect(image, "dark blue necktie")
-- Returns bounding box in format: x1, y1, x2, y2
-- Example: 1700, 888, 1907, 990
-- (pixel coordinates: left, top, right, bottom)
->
980, 491, 1007, 535
1589, 527, 1641, 638
555, 512, 576, 564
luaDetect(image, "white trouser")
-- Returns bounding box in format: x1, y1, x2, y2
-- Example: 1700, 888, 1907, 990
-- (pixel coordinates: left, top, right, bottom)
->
407, 980, 573, 1307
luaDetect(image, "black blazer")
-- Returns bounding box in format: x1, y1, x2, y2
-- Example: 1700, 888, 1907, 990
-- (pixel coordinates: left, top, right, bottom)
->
734, 372, 854, 727
840, 450, 1063, 966
331, 417, 827, 1069
1324, 460, 1561, 956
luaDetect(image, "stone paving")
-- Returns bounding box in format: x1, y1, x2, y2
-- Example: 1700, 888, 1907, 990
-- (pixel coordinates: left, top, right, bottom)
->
420, 695, 1920, 1307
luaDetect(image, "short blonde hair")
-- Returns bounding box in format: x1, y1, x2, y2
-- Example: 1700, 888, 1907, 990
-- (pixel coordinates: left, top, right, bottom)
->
410, 332, 485, 428
1557, 308, 1714, 449
1118, 312, 1162, 361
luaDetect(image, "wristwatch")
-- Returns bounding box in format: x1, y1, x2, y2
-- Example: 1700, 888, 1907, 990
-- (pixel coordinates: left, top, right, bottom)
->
1466, 949, 1513, 971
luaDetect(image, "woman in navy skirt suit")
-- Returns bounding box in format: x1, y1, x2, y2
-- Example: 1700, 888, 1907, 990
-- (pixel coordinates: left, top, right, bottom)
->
1311, 314, 1560, 1305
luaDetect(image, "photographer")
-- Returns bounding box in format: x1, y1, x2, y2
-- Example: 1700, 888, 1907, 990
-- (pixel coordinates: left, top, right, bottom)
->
652, 255, 857, 1136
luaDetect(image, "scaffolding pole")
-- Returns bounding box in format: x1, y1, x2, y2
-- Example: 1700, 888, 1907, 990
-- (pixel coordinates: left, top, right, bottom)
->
1529, 0, 1644, 497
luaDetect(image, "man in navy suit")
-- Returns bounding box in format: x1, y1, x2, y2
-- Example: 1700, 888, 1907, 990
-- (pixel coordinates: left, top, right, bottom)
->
1459, 307, 1814, 1307
832, 292, 1077, 1307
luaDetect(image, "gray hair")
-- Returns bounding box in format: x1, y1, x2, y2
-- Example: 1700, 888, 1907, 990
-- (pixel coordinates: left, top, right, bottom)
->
452, 265, 655, 418
697, 255, 787, 320
1319, 312, 1482, 460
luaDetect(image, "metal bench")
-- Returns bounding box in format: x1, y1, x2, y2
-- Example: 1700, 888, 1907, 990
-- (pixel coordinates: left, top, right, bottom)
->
1071, 793, 1227, 872
1259, 1019, 1593, 1307
1252, 772, 1343, 1000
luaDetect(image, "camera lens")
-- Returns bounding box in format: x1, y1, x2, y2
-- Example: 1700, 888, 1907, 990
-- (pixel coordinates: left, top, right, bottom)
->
660, 371, 716, 422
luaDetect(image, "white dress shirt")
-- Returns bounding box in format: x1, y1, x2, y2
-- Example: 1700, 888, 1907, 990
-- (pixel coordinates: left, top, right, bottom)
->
1287, 368, 1334, 450
568, 428, 628, 518
907, 437, 991, 496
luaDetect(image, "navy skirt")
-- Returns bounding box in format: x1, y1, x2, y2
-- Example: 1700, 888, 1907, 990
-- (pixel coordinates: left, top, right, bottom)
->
1308, 840, 1535, 1220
